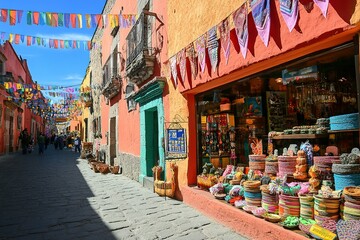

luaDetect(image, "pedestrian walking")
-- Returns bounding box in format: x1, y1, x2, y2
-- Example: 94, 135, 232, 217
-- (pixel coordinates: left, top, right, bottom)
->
38, 133, 45, 155
74, 135, 81, 153
19, 128, 29, 154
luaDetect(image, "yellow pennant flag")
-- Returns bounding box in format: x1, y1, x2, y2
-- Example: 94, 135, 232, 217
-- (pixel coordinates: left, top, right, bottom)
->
9, 34, 14, 43
85, 14, 91, 28
77, 14, 82, 28
109, 14, 115, 28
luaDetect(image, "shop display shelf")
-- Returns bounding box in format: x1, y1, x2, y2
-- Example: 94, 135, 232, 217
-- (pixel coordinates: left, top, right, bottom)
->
328, 129, 359, 133
272, 134, 328, 140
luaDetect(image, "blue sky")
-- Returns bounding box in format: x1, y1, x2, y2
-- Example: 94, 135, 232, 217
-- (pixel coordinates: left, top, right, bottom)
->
0, 0, 106, 87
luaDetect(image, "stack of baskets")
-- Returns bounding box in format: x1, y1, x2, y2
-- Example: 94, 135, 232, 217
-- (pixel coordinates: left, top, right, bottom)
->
330, 113, 359, 131
243, 180, 262, 207
299, 194, 314, 219
278, 156, 297, 178
265, 155, 278, 176
249, 155, 266, 172
260, 185, 278, 213
314, 156, 340, 182
332, 164, 360, 191
343, 186, 360, 220
279, 194, 300, 218
314, 195, 340, 223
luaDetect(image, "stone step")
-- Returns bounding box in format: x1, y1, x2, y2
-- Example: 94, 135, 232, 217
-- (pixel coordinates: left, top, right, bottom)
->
143, 176, 154, 191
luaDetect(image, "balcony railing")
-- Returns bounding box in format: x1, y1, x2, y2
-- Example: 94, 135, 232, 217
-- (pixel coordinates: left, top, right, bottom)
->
126, 12, 156, 85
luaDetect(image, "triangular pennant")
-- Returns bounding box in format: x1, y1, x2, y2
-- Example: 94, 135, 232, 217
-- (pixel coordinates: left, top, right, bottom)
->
20, 35, 25, 43
60, 40, 64, 48
195, 35, 206, 73
36, 37, 41, 45
186, 43, 198, 80
86, 14, 91, 28
207, 26, 218, 72
64, 13, 70, 28
218, 18, 231, 65
51, 13, 58, 27
251, 0, 271, 47
170, 56, 178, 87
9, 10, 16, 25
40, 12, 46, 25
313, 0, 329, 18
33, 11, 39, 25
233, 3, 249, 59
27, 36, 32, 46
27, 11, 32, 25
9, 34, 14, 43
77, 14, 82, 28
102, 14, 107, 28
46, 12, 52, 26
1, 9, 8, 23
70, 14, 77, 28
17, 10, 23, 23
54, 39, 59, 49
280, 0, 299, 32
177, 49, 186, 84
58, 13, 64, 27
14, 34, 20, 44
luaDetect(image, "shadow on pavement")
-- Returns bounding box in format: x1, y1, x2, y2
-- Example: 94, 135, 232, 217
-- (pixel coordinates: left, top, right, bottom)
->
0, 146, 116, 240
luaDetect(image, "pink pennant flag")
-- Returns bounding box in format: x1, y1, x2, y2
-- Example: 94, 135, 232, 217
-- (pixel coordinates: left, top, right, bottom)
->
177, 49, 186, 84
233, 3, 249, 59
195, 35, 206, 73
186, 43, 198, 81
218, 18, 231, 65
280, 0, 299, 32
313, 0, 329, 18
207, 26, 218, 73
251, 0, 271, 47
170, 56, 178, 87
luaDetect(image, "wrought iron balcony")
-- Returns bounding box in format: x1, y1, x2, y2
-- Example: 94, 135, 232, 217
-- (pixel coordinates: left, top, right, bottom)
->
102, 75, 122, 100
126, 12, 156, 85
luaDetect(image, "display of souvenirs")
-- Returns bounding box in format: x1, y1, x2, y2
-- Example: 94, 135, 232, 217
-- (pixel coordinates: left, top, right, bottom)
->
249, 138, 266, 172
308, 165, 321, 193
332, 148, 360, 190
294, 150, 308, 180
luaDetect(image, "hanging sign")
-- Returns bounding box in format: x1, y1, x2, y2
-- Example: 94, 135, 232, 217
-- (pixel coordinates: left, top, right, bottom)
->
165, 128, 187, 159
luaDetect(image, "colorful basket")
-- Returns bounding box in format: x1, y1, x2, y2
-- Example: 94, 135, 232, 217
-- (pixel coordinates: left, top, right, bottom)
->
299, 194, 314, 219
314, 196, 340, 223
330, 113, 359, 131
333, 173, 360, 190
279, 194, 300, 218
278, 156, 297, 178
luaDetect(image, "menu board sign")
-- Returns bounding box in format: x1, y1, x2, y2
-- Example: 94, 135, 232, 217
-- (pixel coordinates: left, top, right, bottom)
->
165, 128, 187, 159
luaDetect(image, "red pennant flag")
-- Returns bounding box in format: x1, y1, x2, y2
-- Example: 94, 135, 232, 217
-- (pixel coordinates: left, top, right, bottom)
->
9, 10, 16, 25
72, 40, 77, 48
54, 40, 58, 49
14, 34, 20, 44
27, 36, 32, 46
33, 11, 39, 25
60, 40, 64, 48
51, 13, 58, 27
95, 14, 102, 28
1, 9, 8, 22
70, 14, 76, 28
87, 41, 92, 50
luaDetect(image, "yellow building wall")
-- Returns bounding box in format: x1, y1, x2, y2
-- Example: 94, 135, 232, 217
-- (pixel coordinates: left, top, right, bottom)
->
80, 66, 91, 141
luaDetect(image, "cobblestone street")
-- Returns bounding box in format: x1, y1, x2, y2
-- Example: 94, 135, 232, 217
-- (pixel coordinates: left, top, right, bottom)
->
0, 147, 246, 240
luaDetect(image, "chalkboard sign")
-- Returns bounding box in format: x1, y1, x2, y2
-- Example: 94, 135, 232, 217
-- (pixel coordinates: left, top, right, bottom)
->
165, 128, 187, 159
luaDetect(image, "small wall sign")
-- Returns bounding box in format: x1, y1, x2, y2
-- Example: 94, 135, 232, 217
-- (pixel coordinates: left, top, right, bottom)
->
165, 128, 187, 159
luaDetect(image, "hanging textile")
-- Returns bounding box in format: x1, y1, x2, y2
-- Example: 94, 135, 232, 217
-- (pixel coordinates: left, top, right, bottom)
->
186, 43, 198, 80
33, 11, 39, 25
27, 11, 32, 25
250, 0, 271, 47
70, 14, 76, 28
233, 3, 249, 59
177, 48, 186, 84
170, 55, 178, 87
207, 26, 219, 73
17, 10, 23, 23
9, 10, 16, 25
51, 13, 58, 27
313, 0, 329, 18
1, 9, 8, 22
195, 34, 206, 73
58, 13, 64, 27
280, 0, 299, 32
218, 18, 231, 65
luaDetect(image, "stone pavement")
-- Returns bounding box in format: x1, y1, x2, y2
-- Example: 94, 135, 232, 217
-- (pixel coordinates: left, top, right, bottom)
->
0, 146, 247, 240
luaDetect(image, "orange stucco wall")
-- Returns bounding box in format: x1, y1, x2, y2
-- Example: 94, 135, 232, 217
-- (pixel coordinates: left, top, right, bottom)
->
165, 0, 360, 188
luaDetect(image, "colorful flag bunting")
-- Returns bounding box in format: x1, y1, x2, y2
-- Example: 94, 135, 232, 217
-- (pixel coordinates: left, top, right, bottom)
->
233, 3, 249, 59
27, 36, 31, 46
9, 34, 13, 43
27, 11, 32, 25
207, 26, 218, 72
9, 10, 17, 25
17, 10, 23, 23
170, 56, 178, 87
177, 49, 186, 84
280, 0, 299, 32
46, 12, 52, 26
40, 12, 46, 25
77, 14, 82, 28
51, 13, 58, 27
58, 13, 64, 27
86, 14, 91, 28
64, 13, 70, 28
1, 9, 8, 22
251, 0, 271, 47
196, 34, 206, 73
15, 34, 20, 44
218, 18, 231, 65
186, 43, 198, 80
33, 11, 39, 25
313, 0, 329, 18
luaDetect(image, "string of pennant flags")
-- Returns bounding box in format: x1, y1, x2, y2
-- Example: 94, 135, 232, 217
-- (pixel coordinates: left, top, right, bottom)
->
169, 0, 329, 88
1, 31, 101, 50
0, 8, 137, 29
